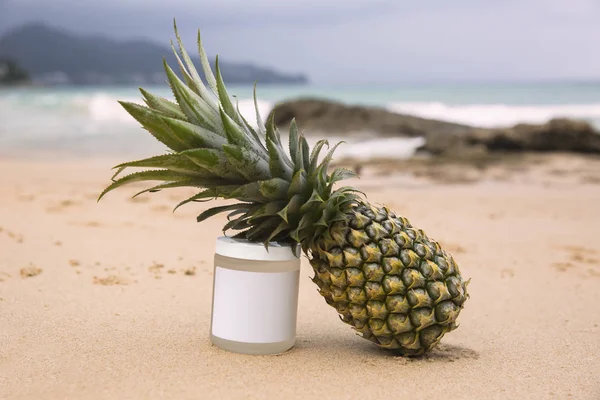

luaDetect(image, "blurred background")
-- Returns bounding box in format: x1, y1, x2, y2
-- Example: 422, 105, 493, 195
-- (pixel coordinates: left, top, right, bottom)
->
3, 4, 600, 398
1, 0, 599, 159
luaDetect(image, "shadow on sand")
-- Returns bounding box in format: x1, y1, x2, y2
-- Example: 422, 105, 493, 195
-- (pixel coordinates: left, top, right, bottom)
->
359, 342, 480, 363
292, 332, 479, 363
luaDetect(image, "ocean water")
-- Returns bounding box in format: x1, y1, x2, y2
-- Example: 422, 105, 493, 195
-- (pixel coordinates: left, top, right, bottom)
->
1, 82, 600, 158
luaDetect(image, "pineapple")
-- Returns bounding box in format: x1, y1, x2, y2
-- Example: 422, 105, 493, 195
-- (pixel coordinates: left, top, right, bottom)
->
99, 22, 469, 356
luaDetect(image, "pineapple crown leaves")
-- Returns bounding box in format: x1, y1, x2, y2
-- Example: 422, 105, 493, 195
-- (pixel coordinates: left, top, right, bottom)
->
98, 19, 361, 247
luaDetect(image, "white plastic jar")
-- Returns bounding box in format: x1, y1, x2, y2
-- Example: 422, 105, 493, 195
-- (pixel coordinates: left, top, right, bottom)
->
209, 236, 301, 355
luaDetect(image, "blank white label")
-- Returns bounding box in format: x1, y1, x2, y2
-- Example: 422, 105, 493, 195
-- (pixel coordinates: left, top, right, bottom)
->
211, 266, 300, 343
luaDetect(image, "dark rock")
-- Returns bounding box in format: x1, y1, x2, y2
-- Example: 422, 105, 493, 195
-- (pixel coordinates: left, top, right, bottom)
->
418, 129, 488, 156
485, 118, 600, 153
269, 98, 600, 155
422, 118, 600, 155
268, 98, 470, 137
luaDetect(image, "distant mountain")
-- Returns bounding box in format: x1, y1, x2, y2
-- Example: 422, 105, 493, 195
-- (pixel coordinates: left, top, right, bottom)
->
0, 23, 308, 86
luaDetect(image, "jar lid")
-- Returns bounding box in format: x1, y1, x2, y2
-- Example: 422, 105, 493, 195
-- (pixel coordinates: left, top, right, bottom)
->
215, 236, 300, 261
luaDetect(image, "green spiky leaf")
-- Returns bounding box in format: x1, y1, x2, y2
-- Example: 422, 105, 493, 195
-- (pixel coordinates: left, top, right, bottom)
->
99, 170, 202, 201
266, 112, 294, 172
259, 178, 291, 200
139, 88, 186, 120
173, 189, 217, 211
227, 208, 247, 220
253, 82, 266, 137
288, 169, 308, 196
288, 118, 299, 164
235, 96, 264, 146
328, 167, 357, 189
290, 213, 317, 242
309, 139, 329, 175
227, 178, 289, 202
119, 101, 186, 152
299, 190, 324, 213
131, 180, 208, 199
215, 56, 242, 126
222, 144, 271, 181
180, 148, 245, 181
316, 141, 345, 180
266, 137, 293, 180
170, 40, 201, 96
173, 20, 219, 110
197, 203, 251, 223
219, 107, 266, 159
223, 215, 252, 232
112, 153, 213, 178
277, 194, 304, 223
266, 221, 291, 244
160, 116, 227, 149
164, 59, 221, 131
197, 29, 218, 94
300, 136, 310, 173
245, 219, 281, 241
247, 201, 286, 221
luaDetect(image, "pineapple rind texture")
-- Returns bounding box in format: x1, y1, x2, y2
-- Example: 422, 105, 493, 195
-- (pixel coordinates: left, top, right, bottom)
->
310, 202, 469, 356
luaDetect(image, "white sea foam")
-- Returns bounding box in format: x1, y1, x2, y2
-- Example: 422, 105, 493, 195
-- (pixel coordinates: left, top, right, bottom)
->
85, 94, 141, 123
11, 92, 600, 129
323, 137, 426, 161
387, 102, 600, 128
280, 135, 425, 162
233, 99, 600, 131
72, 94, 271, 126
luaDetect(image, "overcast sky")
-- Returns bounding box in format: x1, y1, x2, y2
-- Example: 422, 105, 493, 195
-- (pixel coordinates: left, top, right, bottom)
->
1, 0, 599, 84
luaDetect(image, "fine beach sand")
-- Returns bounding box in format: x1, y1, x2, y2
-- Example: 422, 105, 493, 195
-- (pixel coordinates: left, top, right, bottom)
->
1, 154, 599, 399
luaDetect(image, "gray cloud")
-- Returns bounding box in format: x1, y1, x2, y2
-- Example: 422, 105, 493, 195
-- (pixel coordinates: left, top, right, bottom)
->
2, 0, 599, 83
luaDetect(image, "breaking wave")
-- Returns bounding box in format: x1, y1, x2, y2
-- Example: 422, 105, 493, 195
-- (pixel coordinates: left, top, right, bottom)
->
1, 89, 599, 157
387, 101, 600, 128
3, 92, 600, 130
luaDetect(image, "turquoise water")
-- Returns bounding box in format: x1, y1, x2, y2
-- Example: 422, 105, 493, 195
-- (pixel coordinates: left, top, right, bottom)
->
1, 82, 600, 156
231, 81, 600, 105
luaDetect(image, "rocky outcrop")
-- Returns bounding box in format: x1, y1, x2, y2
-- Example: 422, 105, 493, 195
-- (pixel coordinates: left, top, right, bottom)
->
422, 118, 600, 155
268, 98, 470, 137
269, 98, 600, 155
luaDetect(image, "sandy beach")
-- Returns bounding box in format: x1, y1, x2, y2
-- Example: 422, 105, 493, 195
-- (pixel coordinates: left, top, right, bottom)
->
1, 154, 599, 399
